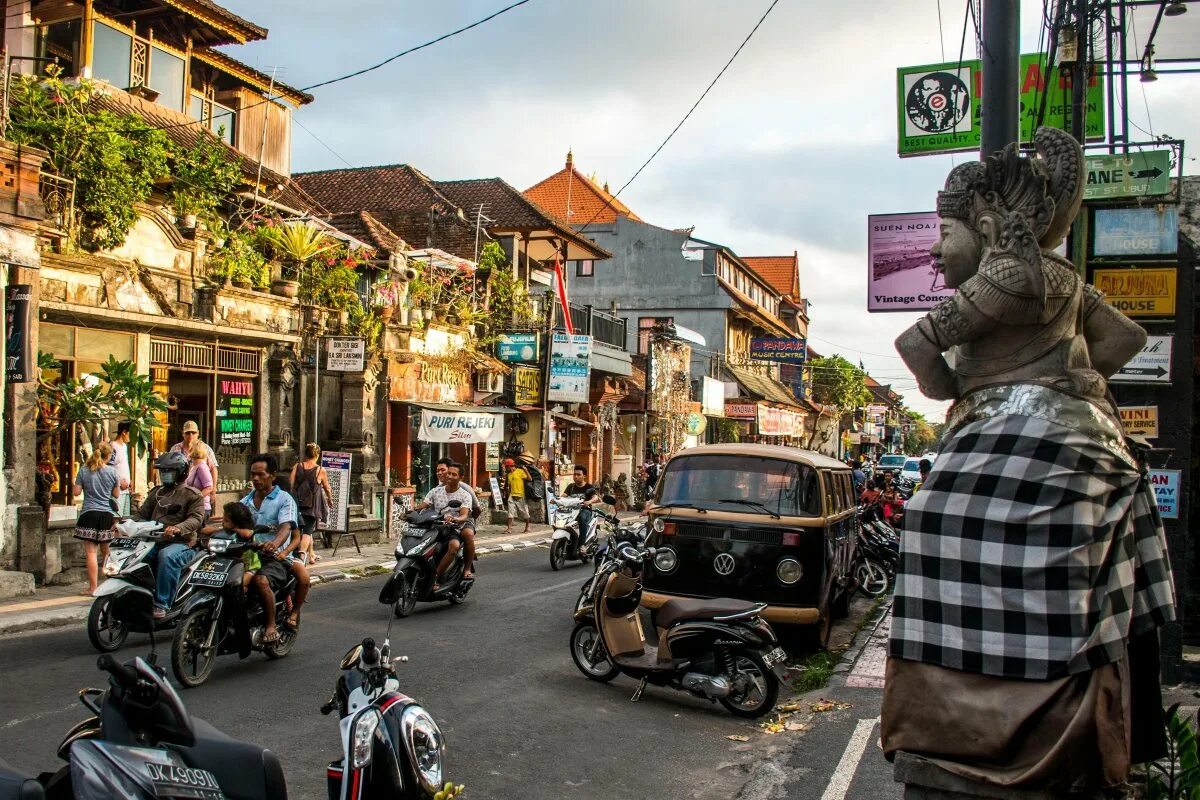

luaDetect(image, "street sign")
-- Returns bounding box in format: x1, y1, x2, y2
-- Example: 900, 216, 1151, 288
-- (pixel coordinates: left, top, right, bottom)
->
497, 333, 539, 363
1084, 151, 1172, 200
1092, 207, 1178, 258
325, 337, 365, 372
1093, 267, 1176, 317
1110, 335, 1172, 383
1148, 469, 1180, 519
1119, 406, 1158, 438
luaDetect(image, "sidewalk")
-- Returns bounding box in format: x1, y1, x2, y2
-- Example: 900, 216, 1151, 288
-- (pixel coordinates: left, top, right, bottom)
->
0, 521, 556, 637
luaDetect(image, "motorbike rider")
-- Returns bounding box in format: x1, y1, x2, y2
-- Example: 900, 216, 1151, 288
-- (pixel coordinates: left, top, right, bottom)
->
414, 461, 473, 590
563, 464, 602, 556
435, 456, 481, 577
136, 451, 207, 619
242, 453, 308, 643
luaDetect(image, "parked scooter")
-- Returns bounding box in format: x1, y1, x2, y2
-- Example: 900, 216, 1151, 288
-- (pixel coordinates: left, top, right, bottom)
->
88, 520, 205, 653
570, 502, 788, 718
380, 502, 474, 618
549, 496, 603, 570
574, 510, 646, 617
853, 505, 900, 598
320, 636, 461, 799
169, 530, 300, 688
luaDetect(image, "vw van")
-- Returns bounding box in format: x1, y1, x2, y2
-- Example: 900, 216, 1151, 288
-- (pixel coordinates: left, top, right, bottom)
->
641, 444, 858, 645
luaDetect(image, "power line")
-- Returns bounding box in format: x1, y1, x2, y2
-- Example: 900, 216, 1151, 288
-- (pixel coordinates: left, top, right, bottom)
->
292, 114, 355, 169
577, 0, 782, 229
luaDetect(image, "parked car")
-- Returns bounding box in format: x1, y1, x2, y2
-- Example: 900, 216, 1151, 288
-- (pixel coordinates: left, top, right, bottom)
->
876, 453, 908, 476
899, 458, 924, 483
641, 444, 858, 648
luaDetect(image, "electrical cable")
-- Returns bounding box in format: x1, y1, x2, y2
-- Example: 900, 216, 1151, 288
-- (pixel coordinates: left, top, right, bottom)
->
291, 114, 355, 169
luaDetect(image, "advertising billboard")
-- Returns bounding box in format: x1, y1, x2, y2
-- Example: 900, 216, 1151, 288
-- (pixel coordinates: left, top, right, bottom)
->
547, 333, 592, 403
867, 212, 954, 312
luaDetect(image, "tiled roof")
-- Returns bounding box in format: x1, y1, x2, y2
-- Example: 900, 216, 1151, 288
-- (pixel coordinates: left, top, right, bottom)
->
293, 164, 449, 215
742, 254, 799, 298
90, 88, 324, 215
524, 156, 642, 225
161, 0, 267, 44
724, 364, 802, 408
191, 48, 312, 105
325, 212, 408, 254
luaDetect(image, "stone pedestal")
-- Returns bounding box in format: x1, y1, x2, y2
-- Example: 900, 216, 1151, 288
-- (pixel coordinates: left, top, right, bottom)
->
893, 753, 1112, 800
266, 346, 300, 471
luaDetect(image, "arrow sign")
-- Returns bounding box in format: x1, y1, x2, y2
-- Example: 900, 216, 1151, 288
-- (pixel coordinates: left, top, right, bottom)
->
1110, 335, 1172, 384
1083, 150, 1171, 200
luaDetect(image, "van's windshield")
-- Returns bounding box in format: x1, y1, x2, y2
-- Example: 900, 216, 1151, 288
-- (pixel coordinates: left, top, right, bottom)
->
655, 454, 822, 517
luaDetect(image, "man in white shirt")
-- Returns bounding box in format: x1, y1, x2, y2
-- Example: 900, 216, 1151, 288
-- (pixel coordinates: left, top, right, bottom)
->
109, 422, 132, 516
415, 462, 474, 589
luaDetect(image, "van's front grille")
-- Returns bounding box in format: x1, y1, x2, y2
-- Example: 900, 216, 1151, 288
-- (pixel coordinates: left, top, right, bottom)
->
675, 523, 782, 545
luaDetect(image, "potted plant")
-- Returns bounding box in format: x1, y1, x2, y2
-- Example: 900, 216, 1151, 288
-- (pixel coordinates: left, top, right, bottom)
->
262, 221, 336, 297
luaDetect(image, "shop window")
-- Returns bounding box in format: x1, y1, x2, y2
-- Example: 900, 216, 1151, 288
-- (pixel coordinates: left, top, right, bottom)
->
149, 46, 185, 111
91, 21, 132, 88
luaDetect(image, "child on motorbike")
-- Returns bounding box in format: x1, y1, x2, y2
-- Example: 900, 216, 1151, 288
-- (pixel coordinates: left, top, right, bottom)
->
202, 502, 259, 592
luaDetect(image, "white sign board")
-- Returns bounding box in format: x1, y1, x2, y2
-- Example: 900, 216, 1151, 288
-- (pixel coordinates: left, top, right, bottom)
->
417, 409, 505, 444
325, 337, 366, 372
701, 377, 725, 417
318, 451, 352, 532
547, 333, 592, 403
489, 477, 504, 509
1110, 335, 1172, 383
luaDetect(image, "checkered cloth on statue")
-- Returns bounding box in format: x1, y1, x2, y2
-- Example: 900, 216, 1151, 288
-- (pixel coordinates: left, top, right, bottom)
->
890, 385, 1176, 681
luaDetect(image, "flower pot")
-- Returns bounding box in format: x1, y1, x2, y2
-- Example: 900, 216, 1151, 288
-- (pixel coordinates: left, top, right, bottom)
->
433, 305, 448, 323
271, 279, 300, 299
380, 305, 395, 322
232, 277, 251, 290
397, 307, 410, 326
180, 213, 197, 228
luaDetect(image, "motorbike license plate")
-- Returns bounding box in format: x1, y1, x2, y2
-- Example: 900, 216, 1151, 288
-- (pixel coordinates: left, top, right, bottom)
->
110, 538, 140, 548
143, 762, 224, 798
763, 647, 788, 667
188, 561, 231, 588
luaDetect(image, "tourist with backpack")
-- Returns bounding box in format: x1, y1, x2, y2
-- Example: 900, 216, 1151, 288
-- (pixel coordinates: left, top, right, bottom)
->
290, 443, 333, 564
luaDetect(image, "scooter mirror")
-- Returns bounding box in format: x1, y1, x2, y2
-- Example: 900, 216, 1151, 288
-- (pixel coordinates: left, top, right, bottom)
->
602, 494, 617, 506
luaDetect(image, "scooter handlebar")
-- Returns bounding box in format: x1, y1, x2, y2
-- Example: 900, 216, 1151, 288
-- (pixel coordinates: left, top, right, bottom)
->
97, 654, 139, 689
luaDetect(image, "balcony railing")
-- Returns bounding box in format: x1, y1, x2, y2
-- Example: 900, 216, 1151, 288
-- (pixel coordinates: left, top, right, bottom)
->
39, 171, 76, 237
554, 303, 628, 350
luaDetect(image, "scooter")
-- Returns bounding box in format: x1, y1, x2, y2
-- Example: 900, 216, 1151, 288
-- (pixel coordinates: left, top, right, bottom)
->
549, 496, 603, 570
570, 506, 789, 719
320, 636, 461, 800
169, 531, 300, 688
380, 502, 474, 618
574, 510, 646, 618
87, 520, 205, 653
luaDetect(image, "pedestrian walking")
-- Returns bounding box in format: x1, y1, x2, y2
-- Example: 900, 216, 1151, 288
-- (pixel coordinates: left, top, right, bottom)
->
108, 422, 132, 516
184, 443, 215, 519
170, 420, 219, 488
290, 443, 333, 564
73, 443, 121, 594
502, 458, 531, 534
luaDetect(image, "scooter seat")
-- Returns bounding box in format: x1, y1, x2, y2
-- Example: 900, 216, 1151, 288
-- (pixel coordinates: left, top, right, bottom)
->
173, 717, 288, 800
0, 756, 43, 800
657, 597, 760, 629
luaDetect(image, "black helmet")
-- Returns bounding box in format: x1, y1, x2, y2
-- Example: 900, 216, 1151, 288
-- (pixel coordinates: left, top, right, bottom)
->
154, 451, 189, 486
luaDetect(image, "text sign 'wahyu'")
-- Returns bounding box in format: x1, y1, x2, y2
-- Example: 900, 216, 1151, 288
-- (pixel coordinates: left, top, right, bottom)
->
1093, 267, 1176, 318
1119, 406, 1158, 438
1110, 335, 1172, 383
1084, 151, 1171, 200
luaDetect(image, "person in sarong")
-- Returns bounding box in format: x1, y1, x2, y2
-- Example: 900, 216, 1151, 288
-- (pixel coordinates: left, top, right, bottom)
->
886, 126, 1176, 794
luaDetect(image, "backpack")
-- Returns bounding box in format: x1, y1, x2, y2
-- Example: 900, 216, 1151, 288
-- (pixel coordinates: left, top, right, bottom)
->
292, 464, 319, 513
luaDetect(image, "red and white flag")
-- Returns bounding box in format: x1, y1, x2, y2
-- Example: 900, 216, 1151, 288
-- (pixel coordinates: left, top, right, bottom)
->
553, 256, 573, 336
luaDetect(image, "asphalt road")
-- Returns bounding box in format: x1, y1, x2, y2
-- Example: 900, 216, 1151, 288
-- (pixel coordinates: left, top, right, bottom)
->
0, 547, 795, 799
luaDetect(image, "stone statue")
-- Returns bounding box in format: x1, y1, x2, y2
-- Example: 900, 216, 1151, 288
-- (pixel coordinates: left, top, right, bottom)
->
885, 127, 1176, 796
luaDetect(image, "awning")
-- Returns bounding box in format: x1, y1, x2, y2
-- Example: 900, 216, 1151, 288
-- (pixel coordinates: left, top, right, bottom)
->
409, 402, 520, 414
724, 364, 800, 407
552, 411, 595, 427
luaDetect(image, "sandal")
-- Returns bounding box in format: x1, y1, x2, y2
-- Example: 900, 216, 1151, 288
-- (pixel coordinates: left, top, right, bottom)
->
262, 629, 281, 644
283, 613, 301, 631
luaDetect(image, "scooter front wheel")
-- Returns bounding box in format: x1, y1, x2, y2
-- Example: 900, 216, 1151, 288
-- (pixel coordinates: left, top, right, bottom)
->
171, 609, 217, 688
719, 651, 779, 718
549, 539, 568, 571
87, 595, 128, 653
570, 622, 619, 682
392, 573, 418, 618
855, 559, 890, 598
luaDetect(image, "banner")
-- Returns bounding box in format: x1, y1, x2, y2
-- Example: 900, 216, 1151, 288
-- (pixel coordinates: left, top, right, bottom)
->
497, 333, 539, 363
749, 337, 807, 362
701, 377, 725, 417
418, 408, 506, 444
867, 212, 953, 312
319, 451, 352, 532
513, 365, 543, 406
548, 332, 591, 403
757, 406, 804, 438
5, 283, 32, 383
1093, 267, 1176, 317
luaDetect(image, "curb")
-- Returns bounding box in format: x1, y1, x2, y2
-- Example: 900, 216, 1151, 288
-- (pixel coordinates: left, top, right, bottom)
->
830, 599, 891, 682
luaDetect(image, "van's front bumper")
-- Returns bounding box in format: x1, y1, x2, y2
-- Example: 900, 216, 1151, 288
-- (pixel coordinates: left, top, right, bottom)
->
639, 590, 820, 625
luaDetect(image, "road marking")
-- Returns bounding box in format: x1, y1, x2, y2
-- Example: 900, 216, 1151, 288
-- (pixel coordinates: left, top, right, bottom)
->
0, 595, 91, 615
4, 702, 78, 729
498, 578, 580, 604
820, 716, 879, 800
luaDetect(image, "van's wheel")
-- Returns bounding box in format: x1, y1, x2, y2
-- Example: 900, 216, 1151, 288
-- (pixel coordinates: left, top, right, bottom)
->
87, 596, 128, 653
549, 539, 567, 571
720, 651, 780, 718
570, 622, 619, 682
392, 574, 417, 618
171, 609, 216, 688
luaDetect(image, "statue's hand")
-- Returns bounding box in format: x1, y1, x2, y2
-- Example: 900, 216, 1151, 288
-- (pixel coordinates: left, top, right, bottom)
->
919, 375, 958, 401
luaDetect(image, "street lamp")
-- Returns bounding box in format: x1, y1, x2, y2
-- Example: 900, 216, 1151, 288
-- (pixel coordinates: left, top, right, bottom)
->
1164, 1, 1187, 17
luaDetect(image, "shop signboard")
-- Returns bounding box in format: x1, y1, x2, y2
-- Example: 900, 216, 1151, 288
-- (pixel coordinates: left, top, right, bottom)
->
489, 476, 504, 509
757, 406, 804, 438
325, 336, 365, 372
4, 283, 32, 382
497, 333, 539, 363
513, 365, 542, 406
897, 53, 1104, 157
725, 402, 757, 419
1149, 469, 1180, 520
1084, 150, 1172, 200
319, 451, 352, 532
685, 412, 708, 436
867, 212, 953, 312
215, 378, 254, 448
547, 333, 591, 403
1092, 207, 1178, 258
701, 377, 725, 417
1093, 267, 1176, 317
1110, 335, 1172, 383
749, 337, 807, 362
1118, 406, 1158, 438
417, 408, 506, 444
389, 361, 472, 404
867, 404, 889, 424
486, 441, 501, 472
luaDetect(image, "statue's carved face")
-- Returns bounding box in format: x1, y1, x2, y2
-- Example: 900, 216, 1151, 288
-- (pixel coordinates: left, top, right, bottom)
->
931, 217, 982, 289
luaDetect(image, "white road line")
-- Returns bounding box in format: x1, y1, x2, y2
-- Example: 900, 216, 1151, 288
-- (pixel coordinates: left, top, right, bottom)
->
820, 716, 880, 800
499, 578, 581, 604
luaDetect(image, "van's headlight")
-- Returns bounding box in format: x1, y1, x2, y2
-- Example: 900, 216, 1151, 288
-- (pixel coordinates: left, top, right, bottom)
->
351, 708, 380, 769
652, 517, 665, 533
777, 559, 802, 585
653, 547, 678, 573
400, 706, 444, 793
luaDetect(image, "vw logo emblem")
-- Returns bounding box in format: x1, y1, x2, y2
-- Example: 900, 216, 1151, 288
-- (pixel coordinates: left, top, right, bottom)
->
713, 553, 736, 576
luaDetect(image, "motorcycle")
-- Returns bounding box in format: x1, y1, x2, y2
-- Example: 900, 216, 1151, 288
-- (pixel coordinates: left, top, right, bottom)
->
574, 511, 646, 618
320, 636, 461, 800
549, 496, 602, 570
380, 502, 474, 618
0, 651, 289, 799
853, 505, 900, 598
570, 507, 788, 718
88, 520, 206, 653
169, 531, 299, 688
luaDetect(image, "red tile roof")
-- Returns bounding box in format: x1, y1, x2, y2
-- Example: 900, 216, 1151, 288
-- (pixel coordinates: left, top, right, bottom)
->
742, 254, 799, 298
524, 153, 642, 225
325, 211, 408, 254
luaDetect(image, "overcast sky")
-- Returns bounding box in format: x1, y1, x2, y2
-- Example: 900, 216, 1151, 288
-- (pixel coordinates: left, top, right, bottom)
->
220, 0, 1199, 421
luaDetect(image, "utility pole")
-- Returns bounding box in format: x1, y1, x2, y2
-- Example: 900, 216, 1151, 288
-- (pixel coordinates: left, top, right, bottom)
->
980, 0, 1021, 157
1069, 0, 1089, 144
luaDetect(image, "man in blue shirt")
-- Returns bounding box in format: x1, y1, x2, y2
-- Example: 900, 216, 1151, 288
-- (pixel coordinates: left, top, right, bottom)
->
242, 453, 307, 643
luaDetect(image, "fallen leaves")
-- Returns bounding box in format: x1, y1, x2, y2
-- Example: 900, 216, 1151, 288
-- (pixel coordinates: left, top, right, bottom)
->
725, 734, 751, 742
809, 699, 854, 713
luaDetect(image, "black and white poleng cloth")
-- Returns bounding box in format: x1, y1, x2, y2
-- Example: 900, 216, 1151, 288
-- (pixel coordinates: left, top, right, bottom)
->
889, 412, 1176, 681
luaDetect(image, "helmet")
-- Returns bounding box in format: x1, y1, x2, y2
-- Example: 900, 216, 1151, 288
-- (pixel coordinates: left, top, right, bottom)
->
154, 451, 189, 487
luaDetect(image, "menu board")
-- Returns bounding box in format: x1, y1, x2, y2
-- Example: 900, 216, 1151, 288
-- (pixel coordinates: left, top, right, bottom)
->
216, 378, 255, 447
